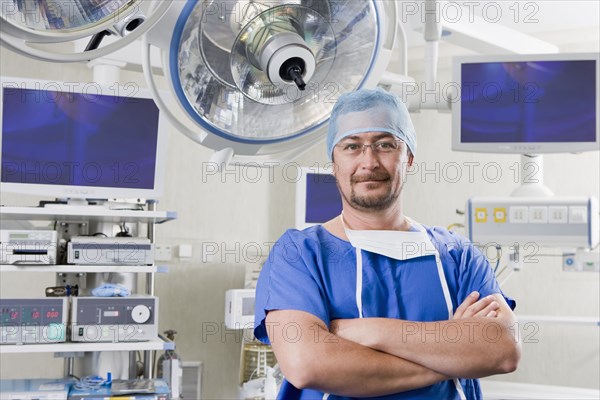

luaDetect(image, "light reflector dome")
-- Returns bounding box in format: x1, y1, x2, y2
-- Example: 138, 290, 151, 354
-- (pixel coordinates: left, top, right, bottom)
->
230, 5, 335, 105
174, 0, 381, 144
0, 0, 171, 62
3, 0, 134, 33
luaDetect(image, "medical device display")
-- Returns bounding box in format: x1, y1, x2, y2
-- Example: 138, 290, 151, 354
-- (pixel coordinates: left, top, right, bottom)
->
225, 289, 256, 329
67, 237, 154, 266
0, 77, 168, 199
70, 296, 158, 342
295, 169, 342, 229
467, 196, 599, 248
0, 298, 68, 344
0, 229, 58, 265
452, 52, 599, 154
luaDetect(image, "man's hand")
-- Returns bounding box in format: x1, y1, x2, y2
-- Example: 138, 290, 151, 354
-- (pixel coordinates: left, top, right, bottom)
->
266, 309, 451, 396
453, 291, 500, 319
331, 291, 500, 345
328, 292, 519, 378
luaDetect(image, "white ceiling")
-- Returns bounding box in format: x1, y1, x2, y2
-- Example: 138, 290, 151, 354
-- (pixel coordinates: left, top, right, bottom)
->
77, 1, 599, 74
403, 0, 599, 47
462, 0, 597, 33
398, 0, 599, 74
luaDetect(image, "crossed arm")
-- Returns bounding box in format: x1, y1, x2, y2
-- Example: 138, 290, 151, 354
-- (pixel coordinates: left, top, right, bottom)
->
265, 292, 521, 397
331, 293, 521, 379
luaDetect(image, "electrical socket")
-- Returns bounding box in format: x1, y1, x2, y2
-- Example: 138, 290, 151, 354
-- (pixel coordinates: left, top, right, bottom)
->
563, 249, 600, 272
155, 245, 172, 261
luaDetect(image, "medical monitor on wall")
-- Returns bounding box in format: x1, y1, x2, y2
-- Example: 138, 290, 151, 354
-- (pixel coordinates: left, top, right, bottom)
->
295, 168, 342, 230
0, 77, 168, 200
452, 52, 599, 154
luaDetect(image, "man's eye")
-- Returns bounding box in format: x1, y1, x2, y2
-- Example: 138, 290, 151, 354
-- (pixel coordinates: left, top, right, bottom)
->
343, 144, 360, 151
377, 142, 396, 149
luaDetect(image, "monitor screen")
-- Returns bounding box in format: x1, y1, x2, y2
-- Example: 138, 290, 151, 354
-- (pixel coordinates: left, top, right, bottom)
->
295, 168, 342, 229
452, 53, 599, 154
0, 77, 168, 200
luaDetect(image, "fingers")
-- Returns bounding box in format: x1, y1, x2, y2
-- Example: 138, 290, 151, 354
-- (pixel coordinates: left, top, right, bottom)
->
454, 293, 500, 319
474, 300, 500, 318
453, 291, 480, 319
463, 295, 498, 318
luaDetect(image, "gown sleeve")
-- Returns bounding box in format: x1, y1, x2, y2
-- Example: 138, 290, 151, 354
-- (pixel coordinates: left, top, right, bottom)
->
254, 230, 330, 344
436, 228, 516, 311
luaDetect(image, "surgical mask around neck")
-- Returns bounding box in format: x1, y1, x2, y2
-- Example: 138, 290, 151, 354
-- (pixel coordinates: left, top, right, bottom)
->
341, 214, 437, 260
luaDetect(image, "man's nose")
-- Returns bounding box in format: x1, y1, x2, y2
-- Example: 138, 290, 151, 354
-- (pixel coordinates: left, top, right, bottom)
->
358, 145, 380, 168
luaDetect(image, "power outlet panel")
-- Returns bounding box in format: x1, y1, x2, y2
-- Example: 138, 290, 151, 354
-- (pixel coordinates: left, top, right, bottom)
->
467, 196, 599, 248
155, 245, 172, 261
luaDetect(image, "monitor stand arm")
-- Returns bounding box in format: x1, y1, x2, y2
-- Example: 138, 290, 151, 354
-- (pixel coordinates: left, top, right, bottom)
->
510, 154, 554, 197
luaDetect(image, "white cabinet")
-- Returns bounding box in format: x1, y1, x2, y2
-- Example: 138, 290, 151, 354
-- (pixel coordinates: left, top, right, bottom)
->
0, 203, 176, 377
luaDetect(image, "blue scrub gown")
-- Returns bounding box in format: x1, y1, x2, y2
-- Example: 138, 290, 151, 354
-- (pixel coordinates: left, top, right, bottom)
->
254, 225, 515, 400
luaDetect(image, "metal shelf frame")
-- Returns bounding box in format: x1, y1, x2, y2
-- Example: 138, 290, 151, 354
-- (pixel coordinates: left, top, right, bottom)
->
0, 339, 175, 354
0, 202, 176, 379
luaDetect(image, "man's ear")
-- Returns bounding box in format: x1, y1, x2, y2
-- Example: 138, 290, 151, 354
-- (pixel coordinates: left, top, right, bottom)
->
407, 153, 414, 167
330, 159, 339, 177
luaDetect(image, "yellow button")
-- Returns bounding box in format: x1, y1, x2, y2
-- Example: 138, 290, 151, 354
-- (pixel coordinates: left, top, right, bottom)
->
494, 208, 507, 223
475, 208, 488, 223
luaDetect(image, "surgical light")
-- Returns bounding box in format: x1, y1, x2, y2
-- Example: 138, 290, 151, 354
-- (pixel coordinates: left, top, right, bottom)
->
142, 0, 398, 162
230, 4, 334, 103
0, 0, 171, 62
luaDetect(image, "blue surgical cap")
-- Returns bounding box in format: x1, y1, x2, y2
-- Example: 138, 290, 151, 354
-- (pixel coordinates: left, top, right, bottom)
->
327, 88, 417, 160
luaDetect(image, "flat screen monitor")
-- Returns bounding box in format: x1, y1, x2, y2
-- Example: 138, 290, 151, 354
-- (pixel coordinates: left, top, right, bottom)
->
0, 77, 168, 200
295, 167, 343, 230
452, 52, 599, 154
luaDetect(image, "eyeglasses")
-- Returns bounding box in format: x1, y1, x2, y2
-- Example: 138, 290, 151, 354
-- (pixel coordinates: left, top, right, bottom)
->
335, 139, 404, 157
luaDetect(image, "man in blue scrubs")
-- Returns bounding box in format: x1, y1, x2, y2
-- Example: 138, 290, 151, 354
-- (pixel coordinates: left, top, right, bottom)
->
254, 88, 521, 399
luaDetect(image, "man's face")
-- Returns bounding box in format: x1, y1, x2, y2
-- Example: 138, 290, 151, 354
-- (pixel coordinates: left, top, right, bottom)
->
332, 132, 414, 212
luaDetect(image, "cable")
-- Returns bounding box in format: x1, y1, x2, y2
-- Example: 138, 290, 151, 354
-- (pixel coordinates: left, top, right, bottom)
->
447, 223, 464, 231
493, 245, 502, 273
495, 264, 509, 278
115, 223, 132, 237
58, 240, 68, 264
